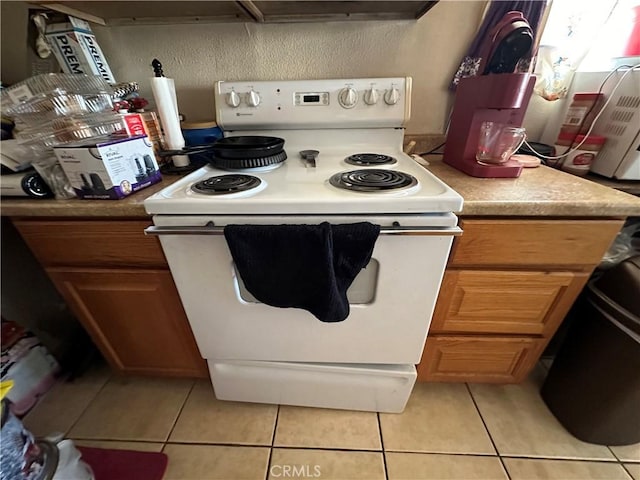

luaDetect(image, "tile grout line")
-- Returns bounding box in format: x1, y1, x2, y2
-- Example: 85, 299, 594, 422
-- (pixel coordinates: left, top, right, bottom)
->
621, 462, 636, 479
163, 379, 197, 444
499, 454, 630, 464
465, 383, 624, 470
64, 368, 114, 438
377, 412, 389, 480
161, 440, 386, 453
73, 437, 165, 445
161, 440, 497, 453
607, 445, 626, 467
465, 383, 512, 480
265, 404, 280, 480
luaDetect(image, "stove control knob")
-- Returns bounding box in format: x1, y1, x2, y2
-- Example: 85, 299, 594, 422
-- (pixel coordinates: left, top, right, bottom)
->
226, 90, 241, 108
338, 87, 358, 109
384, 87, 400, 105
247, 90, 261, 107
363, 87, 379, 105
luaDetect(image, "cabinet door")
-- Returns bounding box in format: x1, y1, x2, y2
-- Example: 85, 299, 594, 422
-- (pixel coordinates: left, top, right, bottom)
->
430, 270, 589, 336
48, 268, 208, 378
418, 336, 545, 383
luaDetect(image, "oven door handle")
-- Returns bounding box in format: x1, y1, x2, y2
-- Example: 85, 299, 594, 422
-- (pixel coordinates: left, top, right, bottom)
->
145, 224, 463, 236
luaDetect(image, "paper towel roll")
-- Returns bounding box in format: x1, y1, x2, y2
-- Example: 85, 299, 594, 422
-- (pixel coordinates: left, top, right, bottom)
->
150, 76, 190, 167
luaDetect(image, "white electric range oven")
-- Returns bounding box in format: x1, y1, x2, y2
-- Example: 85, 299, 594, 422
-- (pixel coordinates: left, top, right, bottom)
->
144, 78, 463, 413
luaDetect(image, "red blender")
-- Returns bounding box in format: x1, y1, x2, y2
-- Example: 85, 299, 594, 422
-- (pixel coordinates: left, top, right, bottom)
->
443, 12, 537, 178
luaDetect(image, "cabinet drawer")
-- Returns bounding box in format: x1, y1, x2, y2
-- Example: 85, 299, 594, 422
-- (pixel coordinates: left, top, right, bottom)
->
450, 219, 623, 268
14, 220, 167, 268
430, 270, 588, 336
418, 336, 545, 383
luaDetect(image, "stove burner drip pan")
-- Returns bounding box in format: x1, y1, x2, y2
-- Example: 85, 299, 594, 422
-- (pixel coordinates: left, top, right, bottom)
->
330, 169, 418, 192
345, 153, 397, 166
191, 174, 262, 195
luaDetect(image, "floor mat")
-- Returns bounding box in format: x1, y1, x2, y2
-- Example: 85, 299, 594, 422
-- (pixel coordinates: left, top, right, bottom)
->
78, 446, 168, 480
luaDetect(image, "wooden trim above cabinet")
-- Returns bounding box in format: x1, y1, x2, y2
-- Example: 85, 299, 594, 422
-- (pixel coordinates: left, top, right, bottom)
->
430, 270, 590, 336
450, 219, 624, 270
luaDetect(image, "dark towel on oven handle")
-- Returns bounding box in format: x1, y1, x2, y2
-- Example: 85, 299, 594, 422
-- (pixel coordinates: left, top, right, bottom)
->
223, 222, 381, 322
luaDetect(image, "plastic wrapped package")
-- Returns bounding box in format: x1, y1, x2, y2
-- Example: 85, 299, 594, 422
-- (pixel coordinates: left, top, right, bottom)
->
31, 155, 76, 200
1, 73, 112, 112
7, 92, 113, 128
600, 220, 640, 269
51, 112, 126, 143
15, 112, 126, 147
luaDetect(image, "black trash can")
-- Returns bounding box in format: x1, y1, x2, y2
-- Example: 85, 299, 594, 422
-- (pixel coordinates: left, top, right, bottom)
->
541, 256, 640, 446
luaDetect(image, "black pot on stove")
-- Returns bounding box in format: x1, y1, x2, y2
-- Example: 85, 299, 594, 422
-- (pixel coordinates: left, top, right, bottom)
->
162, 136, 287, 169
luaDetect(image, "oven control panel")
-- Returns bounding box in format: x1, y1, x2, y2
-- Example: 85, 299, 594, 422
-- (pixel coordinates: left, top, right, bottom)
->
214, 77, 411, 130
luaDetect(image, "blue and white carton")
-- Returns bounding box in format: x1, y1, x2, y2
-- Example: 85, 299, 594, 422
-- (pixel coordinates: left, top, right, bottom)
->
45, 16, 116, 83
54, 135, 161, 200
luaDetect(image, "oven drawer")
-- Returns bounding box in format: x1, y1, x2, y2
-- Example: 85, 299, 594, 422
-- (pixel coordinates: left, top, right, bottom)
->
450, 219, 623, 268
418, 336, 545, 383
14, 220, 167, 268
430, 270, 589, 335
209, 360, 416, 413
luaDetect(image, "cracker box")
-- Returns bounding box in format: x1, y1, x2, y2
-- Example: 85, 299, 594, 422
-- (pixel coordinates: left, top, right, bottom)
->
45, 16, 116, 83
53, 136, 161, 199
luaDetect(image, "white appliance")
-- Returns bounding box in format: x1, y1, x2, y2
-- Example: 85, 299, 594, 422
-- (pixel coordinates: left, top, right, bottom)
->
144, 78, 463, 413
541, 68, 640, 180
590, 68, 640, 180
0, 170, 53, 198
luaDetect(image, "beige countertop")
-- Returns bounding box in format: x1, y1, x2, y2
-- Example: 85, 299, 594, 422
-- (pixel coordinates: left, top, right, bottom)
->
2, 159, 639, 218
424, 158, 640, 217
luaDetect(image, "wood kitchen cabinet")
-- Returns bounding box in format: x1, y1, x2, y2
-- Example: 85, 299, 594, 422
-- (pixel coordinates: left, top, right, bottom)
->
418, 218, 624, 383
13, 218, 208, 378
420, 336, 545, 383
11, 216, 625, 384
47, 269, 205, 377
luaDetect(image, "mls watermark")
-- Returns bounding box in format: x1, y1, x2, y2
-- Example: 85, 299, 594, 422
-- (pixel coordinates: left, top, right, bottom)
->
270, 464, 322, 478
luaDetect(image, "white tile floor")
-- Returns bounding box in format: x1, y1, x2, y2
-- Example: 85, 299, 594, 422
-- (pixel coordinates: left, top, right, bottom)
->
23, 361, 640, 480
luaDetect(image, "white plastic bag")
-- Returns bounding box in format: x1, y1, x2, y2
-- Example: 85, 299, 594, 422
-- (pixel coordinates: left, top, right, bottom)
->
53, 439, 94, 480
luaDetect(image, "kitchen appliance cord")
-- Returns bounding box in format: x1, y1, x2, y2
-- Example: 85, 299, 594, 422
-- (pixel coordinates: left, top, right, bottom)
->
417, 141, 446, 156
523, 63, 640, 161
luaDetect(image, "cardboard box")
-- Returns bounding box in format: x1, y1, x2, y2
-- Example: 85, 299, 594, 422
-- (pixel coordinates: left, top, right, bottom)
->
45, 16, 116, 83
121, 112, 165, 155
54, 135, 161, 199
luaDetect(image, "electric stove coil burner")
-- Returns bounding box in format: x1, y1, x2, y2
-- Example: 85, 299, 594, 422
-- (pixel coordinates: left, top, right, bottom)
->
345, 153, 397, 166
191, 174, 262, 195
330, 169, 418, 192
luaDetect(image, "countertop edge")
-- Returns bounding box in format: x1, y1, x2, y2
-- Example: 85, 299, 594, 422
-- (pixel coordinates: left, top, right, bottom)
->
3, 157, 639, 219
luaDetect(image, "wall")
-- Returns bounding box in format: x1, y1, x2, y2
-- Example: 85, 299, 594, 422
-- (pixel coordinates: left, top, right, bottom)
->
523, 94, 562, 141
1, 2, 563, 139
1, 2, 487, 134
1, 1, 30, 85
90, 1, 486, 134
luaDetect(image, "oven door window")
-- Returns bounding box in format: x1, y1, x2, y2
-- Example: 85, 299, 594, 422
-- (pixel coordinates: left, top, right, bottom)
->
235, 259, 379, 305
